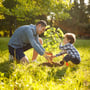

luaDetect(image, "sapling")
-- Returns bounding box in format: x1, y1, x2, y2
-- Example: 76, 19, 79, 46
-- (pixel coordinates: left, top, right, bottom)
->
43, 26, 64, 64
43, 26, 64, 52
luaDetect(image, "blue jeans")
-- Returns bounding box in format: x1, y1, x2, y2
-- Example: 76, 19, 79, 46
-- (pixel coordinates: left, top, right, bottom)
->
8, 44, 32, 60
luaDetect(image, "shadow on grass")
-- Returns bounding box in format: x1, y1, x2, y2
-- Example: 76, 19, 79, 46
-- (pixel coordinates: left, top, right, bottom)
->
46, 66, 79, 81
54, 67, 68, 79
54, 66, 79, 80
0, 60, 14, 78
39, 62, 79, 81
46, 67, 68, 81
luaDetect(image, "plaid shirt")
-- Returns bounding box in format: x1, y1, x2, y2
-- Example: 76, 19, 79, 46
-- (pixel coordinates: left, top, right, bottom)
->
56, 43, 81, 61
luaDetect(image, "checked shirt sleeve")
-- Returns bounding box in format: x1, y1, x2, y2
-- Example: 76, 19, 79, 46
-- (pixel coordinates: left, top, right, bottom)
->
55, 51, 67, 57
55, 43, 72, 57
59, 43, 71, 50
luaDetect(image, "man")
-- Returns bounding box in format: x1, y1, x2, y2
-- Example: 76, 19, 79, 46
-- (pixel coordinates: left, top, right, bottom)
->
8, 20, 50, 64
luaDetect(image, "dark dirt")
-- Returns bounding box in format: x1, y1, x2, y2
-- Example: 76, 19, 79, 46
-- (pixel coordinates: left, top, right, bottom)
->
39, 62, 63, 67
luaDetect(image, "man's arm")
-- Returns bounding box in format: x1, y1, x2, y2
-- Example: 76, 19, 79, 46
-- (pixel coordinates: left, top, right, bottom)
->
36, 35, 45, 51
26, 29, 44, 55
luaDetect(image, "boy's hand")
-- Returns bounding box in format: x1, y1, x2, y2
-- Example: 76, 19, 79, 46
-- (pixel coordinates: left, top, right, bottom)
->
51, 55, 56, 58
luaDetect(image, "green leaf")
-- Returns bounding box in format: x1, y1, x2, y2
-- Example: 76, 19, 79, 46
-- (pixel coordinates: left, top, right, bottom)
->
44, 26, 64, 50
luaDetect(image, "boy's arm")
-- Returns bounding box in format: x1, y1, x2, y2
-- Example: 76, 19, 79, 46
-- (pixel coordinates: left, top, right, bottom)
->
55, 51, 67, 57
59, 43, 70, 50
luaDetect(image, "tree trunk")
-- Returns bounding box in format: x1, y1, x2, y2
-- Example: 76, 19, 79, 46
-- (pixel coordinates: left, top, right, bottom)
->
80, 0, 84, 8
9, 26, 12, 37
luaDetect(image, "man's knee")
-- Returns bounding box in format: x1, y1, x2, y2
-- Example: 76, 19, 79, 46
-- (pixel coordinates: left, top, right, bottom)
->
39, 38, 43, 45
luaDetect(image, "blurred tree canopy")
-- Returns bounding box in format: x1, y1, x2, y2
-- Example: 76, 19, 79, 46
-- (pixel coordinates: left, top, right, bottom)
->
0, 0, 90, 38
0, 0, 72, 36
56, 0, 90, 38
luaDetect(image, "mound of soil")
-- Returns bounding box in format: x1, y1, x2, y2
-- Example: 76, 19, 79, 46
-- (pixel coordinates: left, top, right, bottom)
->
39, 62, 63, 67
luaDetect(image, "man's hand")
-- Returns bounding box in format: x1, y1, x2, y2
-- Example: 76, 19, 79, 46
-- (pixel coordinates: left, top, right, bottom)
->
45, 52, 53, 55
45, 55, 51, 60
43, 53, 52, 63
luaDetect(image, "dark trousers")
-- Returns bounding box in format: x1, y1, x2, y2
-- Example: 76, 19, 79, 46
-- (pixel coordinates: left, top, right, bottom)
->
63, 55, 80, 64
8, 44, 32, 60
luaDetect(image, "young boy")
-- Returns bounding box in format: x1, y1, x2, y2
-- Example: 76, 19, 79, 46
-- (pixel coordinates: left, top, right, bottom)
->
51, 33, 81, 65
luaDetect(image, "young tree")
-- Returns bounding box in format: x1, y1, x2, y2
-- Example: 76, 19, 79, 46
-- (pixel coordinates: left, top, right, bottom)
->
43, 26, 64, 52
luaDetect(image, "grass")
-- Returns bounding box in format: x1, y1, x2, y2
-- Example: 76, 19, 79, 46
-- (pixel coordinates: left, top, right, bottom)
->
0, 37, 90, 90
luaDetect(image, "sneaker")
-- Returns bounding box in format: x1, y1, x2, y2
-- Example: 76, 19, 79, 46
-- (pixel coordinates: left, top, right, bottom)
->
9, 54, 14, 62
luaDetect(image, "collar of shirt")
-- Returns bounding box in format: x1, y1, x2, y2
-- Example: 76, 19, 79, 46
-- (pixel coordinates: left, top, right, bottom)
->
67, 43, 71, 45
30, 24, 37, 36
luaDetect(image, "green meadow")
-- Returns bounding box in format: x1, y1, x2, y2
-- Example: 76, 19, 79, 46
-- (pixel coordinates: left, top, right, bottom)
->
0, 37, 90, 90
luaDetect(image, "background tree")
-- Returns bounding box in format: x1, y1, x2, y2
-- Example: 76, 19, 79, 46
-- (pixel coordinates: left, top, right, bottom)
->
56, 0, 90, 38
0, 0, 72, 37
0, 0, 18, 36
2, 0, 90, 38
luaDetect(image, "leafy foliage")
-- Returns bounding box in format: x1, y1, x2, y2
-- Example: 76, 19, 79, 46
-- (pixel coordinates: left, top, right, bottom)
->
43, 26, 64, 51
0, 0, 72, 36
56, 0, 90, 37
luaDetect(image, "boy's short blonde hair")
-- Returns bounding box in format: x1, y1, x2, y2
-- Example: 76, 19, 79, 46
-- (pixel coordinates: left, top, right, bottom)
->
64, 33, 76, 44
